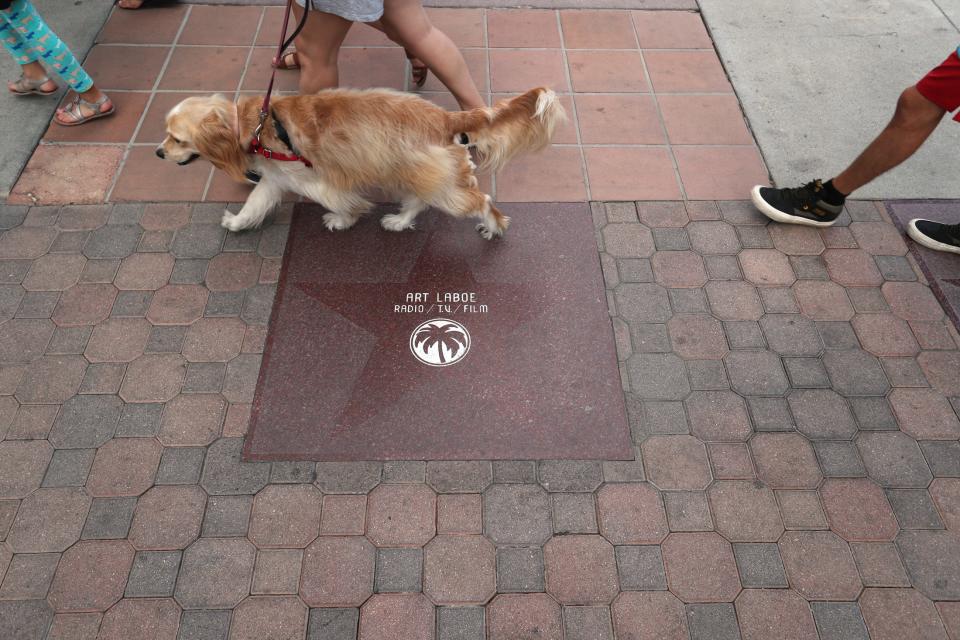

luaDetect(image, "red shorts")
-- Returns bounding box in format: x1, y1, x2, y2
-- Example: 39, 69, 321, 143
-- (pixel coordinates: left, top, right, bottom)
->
917, 50, 960, 122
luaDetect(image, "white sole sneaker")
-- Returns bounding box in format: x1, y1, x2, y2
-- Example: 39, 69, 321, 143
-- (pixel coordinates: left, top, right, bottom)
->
750, 185, 837, 228
907, 218, 960, 255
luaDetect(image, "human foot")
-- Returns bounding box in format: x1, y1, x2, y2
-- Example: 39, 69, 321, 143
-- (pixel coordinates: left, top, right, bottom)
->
405, 51, 428, 88
8, 74, 57, 96
272, 50, 300, 70
54, 93, 115, 126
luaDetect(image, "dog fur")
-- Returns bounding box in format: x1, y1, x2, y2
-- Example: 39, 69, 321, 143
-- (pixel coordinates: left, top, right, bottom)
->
157, 88, 565, 237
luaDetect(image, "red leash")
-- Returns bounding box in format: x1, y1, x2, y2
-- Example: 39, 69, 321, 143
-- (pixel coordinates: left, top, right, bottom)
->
249, 0, 313, 167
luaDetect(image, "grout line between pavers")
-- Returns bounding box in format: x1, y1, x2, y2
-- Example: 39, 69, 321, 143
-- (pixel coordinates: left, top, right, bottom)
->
105, 4, 196, 204
554, 10, 591, 202
629, 16, 686, 201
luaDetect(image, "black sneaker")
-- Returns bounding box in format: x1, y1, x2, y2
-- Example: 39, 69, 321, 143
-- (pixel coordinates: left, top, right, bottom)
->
244, 170, 261, 185
751, 180, 843, 227
907, 219, 960, 255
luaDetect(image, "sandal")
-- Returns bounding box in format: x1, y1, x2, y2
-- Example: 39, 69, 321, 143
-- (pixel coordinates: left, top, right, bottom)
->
9, 74, 57, 96
55, 93, 115, 127
406, 51, 428, 88
272, 50, 300, 70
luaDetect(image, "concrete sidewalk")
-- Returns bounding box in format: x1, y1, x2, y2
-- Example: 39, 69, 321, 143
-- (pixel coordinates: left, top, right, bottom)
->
0, 0, 112, 199
700, 0, 960, 199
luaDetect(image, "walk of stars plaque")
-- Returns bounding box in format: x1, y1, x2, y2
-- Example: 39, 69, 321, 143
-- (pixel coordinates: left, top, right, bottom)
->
242, 202, 632, 461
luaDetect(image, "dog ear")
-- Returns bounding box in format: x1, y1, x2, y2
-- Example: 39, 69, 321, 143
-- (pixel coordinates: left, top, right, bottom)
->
194, 110, 249, 183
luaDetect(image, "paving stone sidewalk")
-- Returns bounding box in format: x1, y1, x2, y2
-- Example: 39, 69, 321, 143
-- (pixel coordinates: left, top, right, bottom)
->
0, 199, 958, 639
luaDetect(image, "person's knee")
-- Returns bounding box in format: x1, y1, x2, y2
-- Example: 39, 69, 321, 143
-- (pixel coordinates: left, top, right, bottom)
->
892, 86, 944, 129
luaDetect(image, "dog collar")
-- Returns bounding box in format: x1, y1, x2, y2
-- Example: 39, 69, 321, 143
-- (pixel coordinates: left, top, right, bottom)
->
247, 109, 313, 167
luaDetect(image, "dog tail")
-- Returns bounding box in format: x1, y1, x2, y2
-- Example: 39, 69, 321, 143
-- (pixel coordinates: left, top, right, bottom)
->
446, 87, 566, 174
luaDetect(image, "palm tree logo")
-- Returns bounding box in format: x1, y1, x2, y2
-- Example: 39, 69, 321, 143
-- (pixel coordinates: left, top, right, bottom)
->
410, 318, 471, 367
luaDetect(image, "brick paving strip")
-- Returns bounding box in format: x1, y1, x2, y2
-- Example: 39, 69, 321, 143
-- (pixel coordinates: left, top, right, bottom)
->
0, 198, 957, 640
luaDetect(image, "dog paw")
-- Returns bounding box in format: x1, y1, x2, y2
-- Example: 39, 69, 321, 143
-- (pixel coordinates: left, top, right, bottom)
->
323, 212, 356, 232
381, 214, 415, 232
476, 223, 503, 241
221, 211, 247, 232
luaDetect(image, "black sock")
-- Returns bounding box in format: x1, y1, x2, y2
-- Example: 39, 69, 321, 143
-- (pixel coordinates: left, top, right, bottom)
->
822, 180, 847, 206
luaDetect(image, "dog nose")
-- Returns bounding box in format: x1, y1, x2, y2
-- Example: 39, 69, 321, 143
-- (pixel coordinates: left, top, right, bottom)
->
155, 147, 165, 159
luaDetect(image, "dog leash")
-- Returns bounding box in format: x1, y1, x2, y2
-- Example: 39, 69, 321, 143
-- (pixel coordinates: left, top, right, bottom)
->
248, 0, 313, 166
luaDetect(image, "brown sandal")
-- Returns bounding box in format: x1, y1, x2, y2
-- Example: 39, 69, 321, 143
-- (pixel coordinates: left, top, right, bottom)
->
272, 50, 300, 70
9, 74, 57, 96
55, 94, 115, 127
406, 51, 428, 88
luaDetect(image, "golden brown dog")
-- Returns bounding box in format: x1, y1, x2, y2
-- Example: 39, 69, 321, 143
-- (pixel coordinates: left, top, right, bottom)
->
156, 88, 565, 237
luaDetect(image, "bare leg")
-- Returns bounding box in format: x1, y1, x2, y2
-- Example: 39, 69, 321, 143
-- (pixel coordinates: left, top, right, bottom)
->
290, 3, 354, 94
377, 0, 484, 109
832, 86, 945, 195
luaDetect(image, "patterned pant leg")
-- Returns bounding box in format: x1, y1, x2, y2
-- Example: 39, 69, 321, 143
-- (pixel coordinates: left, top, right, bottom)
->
0, 3, 36, 64
3, 0, 93, 92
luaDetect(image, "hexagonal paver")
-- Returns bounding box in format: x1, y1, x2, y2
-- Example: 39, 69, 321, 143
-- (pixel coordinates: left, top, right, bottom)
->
6, 487, 90, 554
423, 534, 495, 605
930, 478, 960, 531
708, 480, 784, 543
52, 284, 117, 326
537, 460, 602, 493
739, 249, 796, 286
724, 350, 789, 397
612, 592, 687, 640
852, 314, 920, 357
15, 355, 87, 403
615, 283, 672, 323
779, 531, 862, 601
896, 530, 960, 601
483, 484, 552, 545
627, 353, 690, 400
314, 461, 381, 494
365, 484, 435, 547
788, 389, 857, 440
158, 394, 226, 447
857, 432, 933, 488
770, 224, 825, 255
823, 249, 883, 287
182, 317, 247, 363
668, 314, 728, 360
0, 440, 53, 498
99, 598, 181, 640
685, 391, 752, 442
602, 223, 655, 258
357, 594, 433, 640
0, 318, 54, 362
736, 589, 818, 640
229, 596, 307, 640
688, 220, 740, 254
706, 280, 763, 320
642, 435, 712, 490
597, 483, 668, 545
0, 225, 56, 259
889, 388, 960, 440
821, 350, 890, 396
301, 536, 375, 607
860, 588, 948, 640
174, 537, 256, 609
652, 251, 707, 288
751, 433, 822, 489
882, 282, 944, 322
48, 540, 134, 612
147, 285, 208, 325
850, 221, 907, 256
85, 318, 152, 363
206, 252, 262, 292
48, 394, 122, 449
488, 594, 562, 640
248, 484, 322, 548
543, 535, 618, 605
916, 351, 960, 396
820, 478, 898, 542
120, 354, 186, 403
129, 485, 206, 551
114, 252, 175, 291
662, 532, 741, 603
759, 314, 822, 357
200, 438, 271, 496
87, 437, 162, 497
792, 280, 855, 321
